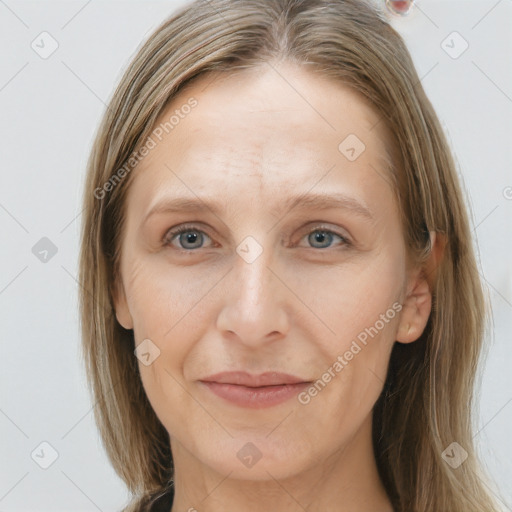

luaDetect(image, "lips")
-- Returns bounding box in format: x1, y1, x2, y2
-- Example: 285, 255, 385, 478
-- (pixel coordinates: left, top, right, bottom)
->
199, 371, 309, 387
198, 371, 312, 409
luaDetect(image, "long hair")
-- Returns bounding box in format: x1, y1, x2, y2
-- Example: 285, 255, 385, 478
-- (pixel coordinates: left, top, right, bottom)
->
78, 1, 504, 510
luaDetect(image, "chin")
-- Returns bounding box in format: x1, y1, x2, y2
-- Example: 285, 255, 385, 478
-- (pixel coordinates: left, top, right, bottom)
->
197, 435, 313, 481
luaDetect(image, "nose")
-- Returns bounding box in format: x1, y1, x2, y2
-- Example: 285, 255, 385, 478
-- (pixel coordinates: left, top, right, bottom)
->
216, 239, 290, 348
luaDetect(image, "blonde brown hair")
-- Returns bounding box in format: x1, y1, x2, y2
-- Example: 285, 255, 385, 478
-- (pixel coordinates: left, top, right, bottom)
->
78, 0, 504, 510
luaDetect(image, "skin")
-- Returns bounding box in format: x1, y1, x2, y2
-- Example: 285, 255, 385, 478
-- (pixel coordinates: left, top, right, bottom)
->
113, 60, 440, 512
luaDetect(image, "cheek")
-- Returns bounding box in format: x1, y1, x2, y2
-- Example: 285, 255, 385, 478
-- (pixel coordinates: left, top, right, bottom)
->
325, 251, 403, 395
125, 262, 216, 422
294, 247, 404, 348
125, 259, 217, 354
296, 257, 402, 434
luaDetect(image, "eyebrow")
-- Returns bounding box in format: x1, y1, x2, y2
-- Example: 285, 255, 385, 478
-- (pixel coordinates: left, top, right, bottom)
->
143, 192, 375, 223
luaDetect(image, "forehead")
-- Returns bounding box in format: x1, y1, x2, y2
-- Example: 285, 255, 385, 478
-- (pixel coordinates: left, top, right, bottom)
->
128, 62, 396, 215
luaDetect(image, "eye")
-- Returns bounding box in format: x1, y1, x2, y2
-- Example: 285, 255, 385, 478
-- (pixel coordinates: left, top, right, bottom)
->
163, 224, 213, 251
162, 224, 351, 252
300, 227, 351, 250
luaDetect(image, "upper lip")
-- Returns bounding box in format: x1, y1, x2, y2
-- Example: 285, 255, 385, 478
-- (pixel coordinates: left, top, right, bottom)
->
200, 371, 310, 387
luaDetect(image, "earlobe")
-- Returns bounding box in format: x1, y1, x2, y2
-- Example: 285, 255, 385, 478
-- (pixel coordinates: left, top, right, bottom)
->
112, 278, 134, 330
396, 276, 431, 343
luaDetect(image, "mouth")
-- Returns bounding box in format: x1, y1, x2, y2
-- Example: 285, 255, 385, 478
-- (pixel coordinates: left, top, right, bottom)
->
198, 371, 312, 409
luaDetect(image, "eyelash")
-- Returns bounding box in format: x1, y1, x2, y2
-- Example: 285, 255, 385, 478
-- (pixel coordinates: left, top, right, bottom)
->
162, 223, 352, 253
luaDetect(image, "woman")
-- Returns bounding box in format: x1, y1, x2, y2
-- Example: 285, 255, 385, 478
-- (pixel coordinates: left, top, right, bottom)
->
78, 0, 505, 510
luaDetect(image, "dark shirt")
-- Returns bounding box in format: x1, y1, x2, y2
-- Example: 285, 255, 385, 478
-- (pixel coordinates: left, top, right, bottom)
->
146, 486, 174, 512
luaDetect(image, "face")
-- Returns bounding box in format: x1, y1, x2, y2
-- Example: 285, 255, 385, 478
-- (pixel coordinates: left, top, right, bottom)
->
113, 61, 432, 481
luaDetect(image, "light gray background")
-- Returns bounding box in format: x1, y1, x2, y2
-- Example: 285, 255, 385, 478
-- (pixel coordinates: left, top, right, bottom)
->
0, 1, 511, 510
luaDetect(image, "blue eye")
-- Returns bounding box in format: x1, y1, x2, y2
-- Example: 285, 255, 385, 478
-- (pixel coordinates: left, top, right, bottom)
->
163, 225, 350, 252
306, 229, 350, 249
164, 225, 212, 251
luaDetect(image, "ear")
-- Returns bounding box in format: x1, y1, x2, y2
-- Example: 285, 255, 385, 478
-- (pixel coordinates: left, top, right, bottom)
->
112, 277, 134, 330
396, 231, 446, 344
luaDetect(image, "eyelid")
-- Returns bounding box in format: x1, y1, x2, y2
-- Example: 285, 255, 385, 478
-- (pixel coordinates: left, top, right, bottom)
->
162, 223, 214, 247
296, 222, 351, 244
162, 222, 352, 252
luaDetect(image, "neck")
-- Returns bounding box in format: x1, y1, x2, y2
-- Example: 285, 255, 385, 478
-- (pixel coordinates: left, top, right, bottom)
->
170, 413, 393, 512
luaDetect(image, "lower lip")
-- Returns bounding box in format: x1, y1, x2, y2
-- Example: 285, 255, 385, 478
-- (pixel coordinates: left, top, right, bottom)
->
199, 381, 310, 409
